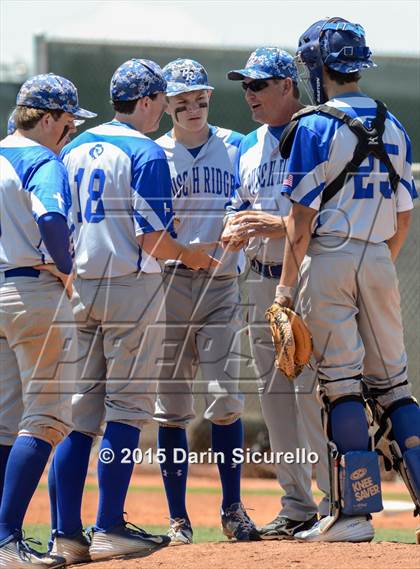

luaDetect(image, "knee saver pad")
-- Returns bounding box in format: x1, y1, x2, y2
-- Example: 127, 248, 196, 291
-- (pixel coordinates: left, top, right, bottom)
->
340, 450, 383, 515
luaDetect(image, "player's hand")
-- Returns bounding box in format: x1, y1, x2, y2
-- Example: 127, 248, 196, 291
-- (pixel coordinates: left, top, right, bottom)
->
180, 244, 221, 271
230, 210, 287, 238
221, 217, 249, 250
34, 264, 74, 299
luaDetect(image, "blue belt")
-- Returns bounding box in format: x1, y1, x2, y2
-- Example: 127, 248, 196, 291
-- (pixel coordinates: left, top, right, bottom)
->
166, 263, 205, 272
4, 267, 41, 278
250, 259, 282, 279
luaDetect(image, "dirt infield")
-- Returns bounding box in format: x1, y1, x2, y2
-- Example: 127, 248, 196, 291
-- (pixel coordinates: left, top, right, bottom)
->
26, 470, 419, 568
79, 542, 419, 569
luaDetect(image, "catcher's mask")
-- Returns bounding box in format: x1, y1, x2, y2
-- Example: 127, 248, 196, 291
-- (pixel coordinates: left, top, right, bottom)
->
296, 17, 376, 104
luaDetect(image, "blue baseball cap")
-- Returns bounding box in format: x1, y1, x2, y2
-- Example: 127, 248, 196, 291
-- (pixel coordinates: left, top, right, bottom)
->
163, 59, 214, 97
110, 58, 167, 101
16, 73, 96, 119
228, 47, 298, 82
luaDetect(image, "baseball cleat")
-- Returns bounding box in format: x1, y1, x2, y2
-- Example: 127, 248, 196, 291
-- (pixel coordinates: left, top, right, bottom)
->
257, 513, 318, 540
294, 515, 374, 542
221, 502, 261, 541
0, 532, 65, 568
89, 521, 170, 561
49, 529, 91, 565
167, 518, 193, 546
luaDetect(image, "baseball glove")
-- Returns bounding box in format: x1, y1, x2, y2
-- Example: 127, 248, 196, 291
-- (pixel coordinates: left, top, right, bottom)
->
265, 303, 313, 380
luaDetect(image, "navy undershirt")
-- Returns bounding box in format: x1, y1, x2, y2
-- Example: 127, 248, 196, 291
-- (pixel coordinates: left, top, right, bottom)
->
37, 212, 73, 274
187, 144, 205, 158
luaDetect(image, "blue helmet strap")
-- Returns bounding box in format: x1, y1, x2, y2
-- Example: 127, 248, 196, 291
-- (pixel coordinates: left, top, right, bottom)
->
324, 46, 372, 65
322, 21, 365, 37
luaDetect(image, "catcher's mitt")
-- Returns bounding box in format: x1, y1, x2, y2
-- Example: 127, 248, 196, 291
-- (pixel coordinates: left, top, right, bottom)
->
265, 303, 312, 380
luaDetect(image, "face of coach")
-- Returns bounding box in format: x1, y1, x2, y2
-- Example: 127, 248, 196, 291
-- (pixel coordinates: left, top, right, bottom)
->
243, 77, 300, 127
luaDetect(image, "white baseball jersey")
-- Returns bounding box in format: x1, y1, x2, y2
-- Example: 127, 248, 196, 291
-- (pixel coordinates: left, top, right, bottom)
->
226, 124, 291, 264
0, 135, 71, 270
157, 126, 245, 276
283, 94, 418, 241
61, 121, 174, 278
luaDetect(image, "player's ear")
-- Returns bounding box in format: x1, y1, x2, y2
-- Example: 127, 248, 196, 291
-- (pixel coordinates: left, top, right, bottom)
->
137, 97, 148, 111
40, 112, 54, 130
283, 78, 293, 97
207, 90, 213, 100
164, 96, 172, 116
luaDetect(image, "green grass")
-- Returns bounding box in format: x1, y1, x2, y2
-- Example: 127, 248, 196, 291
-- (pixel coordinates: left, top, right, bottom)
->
374, 528, 416, 544
38, 483, 413, 503
24, 524, 416, 549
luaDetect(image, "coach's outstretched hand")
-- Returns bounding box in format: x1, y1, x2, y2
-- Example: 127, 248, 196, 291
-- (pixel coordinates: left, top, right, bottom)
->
228, 210, 288, 239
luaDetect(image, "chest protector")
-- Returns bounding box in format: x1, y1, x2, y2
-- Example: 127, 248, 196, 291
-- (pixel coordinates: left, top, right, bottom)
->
279, 100, 400, 207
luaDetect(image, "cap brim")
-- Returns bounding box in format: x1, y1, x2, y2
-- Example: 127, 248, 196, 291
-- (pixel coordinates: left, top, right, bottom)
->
73, 107, 97, 119
166, 83, 215, 97
227, 68, 273, 81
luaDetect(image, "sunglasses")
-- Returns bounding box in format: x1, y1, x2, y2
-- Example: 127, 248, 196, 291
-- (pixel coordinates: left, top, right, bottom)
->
241, 79, 270, 92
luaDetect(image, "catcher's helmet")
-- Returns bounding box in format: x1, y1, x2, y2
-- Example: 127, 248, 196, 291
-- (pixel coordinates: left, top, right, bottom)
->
297, 17, 376, 104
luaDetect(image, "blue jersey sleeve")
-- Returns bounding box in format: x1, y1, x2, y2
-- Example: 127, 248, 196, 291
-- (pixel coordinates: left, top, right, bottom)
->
131, 157, 174, 235
28, 159, 72, 221
282, 124, 331, 210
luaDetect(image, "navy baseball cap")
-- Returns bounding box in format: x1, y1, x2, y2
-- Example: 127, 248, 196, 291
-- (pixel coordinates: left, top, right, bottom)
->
16, 73, 96, 119
111, 58, 167, 101
228, 47, 298, 82
163, 59, 215, 97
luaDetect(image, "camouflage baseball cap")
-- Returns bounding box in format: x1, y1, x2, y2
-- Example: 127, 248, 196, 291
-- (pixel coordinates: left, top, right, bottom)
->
163, 59, 215, 97
110, 58, 167, 101
227, 47, 298, 82
16, 73, 96, 119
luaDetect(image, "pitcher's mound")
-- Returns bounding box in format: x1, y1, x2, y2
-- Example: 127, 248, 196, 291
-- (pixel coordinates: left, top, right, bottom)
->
85, 540, 419, 569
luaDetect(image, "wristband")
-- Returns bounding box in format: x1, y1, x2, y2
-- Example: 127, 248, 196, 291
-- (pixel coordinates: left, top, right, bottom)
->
275, 284, 296, 299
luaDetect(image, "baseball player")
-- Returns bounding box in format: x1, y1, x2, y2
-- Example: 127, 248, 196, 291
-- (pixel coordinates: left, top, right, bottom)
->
0, 73, 96, 568
154, 58, 260, 544
222, 48, 330, 539
0, 107, 85, 511
275, 17, 420, 542
47, 59, 219, 565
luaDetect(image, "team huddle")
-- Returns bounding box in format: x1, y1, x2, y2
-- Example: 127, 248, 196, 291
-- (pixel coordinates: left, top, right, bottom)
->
0, 15, 419, 569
